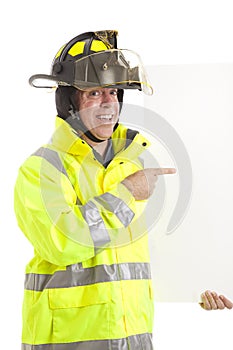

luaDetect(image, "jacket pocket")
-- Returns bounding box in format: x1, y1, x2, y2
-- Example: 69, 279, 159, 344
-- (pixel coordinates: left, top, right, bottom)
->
49, 283, 110, 342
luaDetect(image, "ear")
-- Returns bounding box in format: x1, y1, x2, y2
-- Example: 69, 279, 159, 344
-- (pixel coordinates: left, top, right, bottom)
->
55, 86, 77, 119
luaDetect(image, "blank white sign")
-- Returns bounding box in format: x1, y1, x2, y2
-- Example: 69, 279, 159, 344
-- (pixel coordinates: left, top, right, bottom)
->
142, 64, 233, 302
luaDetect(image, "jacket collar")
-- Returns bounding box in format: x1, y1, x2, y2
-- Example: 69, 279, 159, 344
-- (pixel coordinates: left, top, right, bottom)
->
52, 116, 150, 156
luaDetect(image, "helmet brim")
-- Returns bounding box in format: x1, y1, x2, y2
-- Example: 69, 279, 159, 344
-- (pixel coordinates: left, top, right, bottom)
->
29, 49, 153, 95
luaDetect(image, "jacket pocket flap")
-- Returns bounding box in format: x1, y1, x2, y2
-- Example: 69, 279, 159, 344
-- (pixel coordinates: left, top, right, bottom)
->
49, 283, 110, 309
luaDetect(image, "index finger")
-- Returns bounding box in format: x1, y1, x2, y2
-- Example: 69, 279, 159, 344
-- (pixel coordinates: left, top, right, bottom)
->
153, 168, 177, 176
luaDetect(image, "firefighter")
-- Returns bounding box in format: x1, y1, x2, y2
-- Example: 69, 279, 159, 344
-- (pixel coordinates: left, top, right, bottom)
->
14, 30, 176, 350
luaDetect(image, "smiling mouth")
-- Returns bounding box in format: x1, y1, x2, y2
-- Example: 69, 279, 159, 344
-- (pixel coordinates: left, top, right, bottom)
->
96, 114, 114, 121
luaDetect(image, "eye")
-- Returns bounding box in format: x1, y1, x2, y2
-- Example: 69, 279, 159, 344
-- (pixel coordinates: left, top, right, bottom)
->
109, 89, 118, 96
89, 90, 100, 97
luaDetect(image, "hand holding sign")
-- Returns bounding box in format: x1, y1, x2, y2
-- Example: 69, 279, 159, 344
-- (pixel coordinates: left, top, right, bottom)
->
200, 291, 233, 310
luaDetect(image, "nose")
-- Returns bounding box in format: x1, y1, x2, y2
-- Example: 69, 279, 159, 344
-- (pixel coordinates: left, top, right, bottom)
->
100, 90, 115, 106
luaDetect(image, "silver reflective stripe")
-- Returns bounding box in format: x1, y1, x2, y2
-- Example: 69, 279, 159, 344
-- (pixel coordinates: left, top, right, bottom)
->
33, 147, 68, 178
24, 262, 151, 291
33, 147, 111, 248
80, 201, 111, 248
33, 147, 132, 248
94, 193, 135, 227
22, 333, 153, 350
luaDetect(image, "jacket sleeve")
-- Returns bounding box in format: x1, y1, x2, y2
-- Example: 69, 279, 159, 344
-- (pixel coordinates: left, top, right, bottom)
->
14, 153, 138, 266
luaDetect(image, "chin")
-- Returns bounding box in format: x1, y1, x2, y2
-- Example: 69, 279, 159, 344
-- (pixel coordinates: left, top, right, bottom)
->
94, 127, 114, 139
95, 134, 112, 140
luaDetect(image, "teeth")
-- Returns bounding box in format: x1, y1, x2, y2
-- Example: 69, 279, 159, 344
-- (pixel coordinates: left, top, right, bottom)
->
96, 114, 113, 120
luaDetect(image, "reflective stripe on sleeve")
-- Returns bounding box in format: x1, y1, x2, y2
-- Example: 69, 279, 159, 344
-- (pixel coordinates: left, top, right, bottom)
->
33, 147, 111, 249
24, 262, 151, 291
33, 147, 68, 178
32, 146, 135, 249
94, 193, 135, 227
80, 201, 111, 248
22, 332, 153, 350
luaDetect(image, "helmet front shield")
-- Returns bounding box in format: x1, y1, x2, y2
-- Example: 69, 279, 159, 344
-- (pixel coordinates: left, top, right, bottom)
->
73, 49, 153, 95
29, 49, 153, 95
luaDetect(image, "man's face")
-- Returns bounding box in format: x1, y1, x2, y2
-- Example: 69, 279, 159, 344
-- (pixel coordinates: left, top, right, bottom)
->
76, 87, 120, 141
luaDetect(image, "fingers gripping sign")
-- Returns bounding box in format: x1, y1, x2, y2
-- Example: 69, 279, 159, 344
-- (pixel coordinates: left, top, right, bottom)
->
122, 167, 177, 201
200, 291, 233, 310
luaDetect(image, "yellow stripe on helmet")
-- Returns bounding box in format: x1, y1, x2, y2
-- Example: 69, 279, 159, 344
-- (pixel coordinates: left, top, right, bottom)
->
90, 40, 108, 52
55, 45, 65, 59
68, 42, 85, 56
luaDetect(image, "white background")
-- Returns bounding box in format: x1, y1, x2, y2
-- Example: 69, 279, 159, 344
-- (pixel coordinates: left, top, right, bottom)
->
1, 1, 233, 349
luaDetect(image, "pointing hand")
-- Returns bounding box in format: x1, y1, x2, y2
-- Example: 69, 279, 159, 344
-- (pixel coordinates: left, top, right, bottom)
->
122, 168, 176, 200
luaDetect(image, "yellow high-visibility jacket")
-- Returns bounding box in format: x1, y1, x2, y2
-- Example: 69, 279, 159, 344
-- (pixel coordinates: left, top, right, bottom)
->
14, 116, 154, 350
